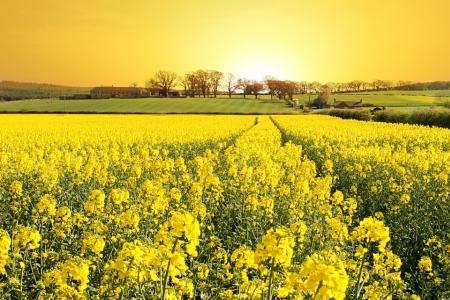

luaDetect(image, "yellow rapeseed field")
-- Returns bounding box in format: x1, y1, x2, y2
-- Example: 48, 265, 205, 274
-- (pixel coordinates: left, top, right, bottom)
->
0, 114, 449, 299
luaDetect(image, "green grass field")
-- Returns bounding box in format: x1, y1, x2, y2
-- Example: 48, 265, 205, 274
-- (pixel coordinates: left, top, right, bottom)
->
0, 90, 448, 114
295, 92, 445, 107
346, 89, 450, 97
256, 90, 447, 107
0, 98, 298, 114
0, 81, 90, 99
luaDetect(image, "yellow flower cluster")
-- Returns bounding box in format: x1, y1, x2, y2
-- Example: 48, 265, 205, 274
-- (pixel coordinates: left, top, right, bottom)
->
13, 226, 41, 252
279, 251, 348, 300
0, 114, 444, 298
274, 115, 450, 298
254, 227, 295, 268
0, 230, 10, 275
43, 257, 91, 298
418, 256, 433, 273
351, 216, 390, 253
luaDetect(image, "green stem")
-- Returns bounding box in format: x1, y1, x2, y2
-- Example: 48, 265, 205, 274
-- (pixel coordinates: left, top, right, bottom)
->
313, 280, 323, 299
19, 266, 24, 300
267, 257, 276, 300
354, 251, 367, 300
161, 238, 179, 300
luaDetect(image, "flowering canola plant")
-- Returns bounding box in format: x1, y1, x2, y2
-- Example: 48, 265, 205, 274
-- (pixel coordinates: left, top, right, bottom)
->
273, 115, 450, 299
0, 114, 447, 299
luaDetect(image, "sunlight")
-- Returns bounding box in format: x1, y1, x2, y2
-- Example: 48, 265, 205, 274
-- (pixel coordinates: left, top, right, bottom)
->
234, 53, 288, 81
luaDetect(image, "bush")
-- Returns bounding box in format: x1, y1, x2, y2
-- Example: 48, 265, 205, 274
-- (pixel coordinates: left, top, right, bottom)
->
318, 109, 372, 121
409, 110, 450, 128
311, 97, 328, 109
374, 109, 450, 128
372, 110, 410, 123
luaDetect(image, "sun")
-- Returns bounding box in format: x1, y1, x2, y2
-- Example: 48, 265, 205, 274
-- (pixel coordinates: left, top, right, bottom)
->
239, 58, 285, 81
229, 51, 288, 81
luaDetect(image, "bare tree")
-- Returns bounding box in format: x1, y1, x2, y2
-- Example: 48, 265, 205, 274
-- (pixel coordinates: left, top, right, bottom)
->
372, 80, 384, 91
308, 81, 321, 94
284, 81, 298, 100
181, 73, 198, 97
382, 80, 394, 90
397, 80, 414, 89
249, 81, 264, 99
180, 74, 189, 97
312, 85, 331, 108
236, 78, 251, 99
335, 82, 347, 93
297, 81, 308, 94
354, 80, 364, 92
264, 76, 278, 100
129, 82, 138, 88
276, 81, 290, 100
360, 81, 369, 91
326, 82, 338, 93
194, 70, 210, 97
225, 73, 236, 98
148, 70, 177, 97
209, 70, 223, 98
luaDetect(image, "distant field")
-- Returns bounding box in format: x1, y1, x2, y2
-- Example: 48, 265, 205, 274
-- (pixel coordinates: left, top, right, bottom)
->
0, 97, 298, 114
348, 89, 450, 97
0, 81, 90, 99
0, 89, 448, 114
382, 106, 448, 112
296, 91, 445, 107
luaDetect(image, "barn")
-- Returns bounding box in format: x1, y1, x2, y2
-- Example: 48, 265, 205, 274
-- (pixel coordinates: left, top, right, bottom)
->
147, 88, 182, 97
90, 87, 148, 99
333, 100, 363, 109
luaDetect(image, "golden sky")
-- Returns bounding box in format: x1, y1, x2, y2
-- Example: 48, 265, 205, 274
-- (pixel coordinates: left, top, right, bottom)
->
1, 0, 449, 86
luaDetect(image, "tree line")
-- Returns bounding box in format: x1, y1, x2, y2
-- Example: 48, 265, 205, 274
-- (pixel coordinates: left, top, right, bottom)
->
144, 70, 450, 98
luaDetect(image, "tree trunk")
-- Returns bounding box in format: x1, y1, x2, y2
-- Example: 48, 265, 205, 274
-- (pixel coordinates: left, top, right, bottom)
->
166, 85, 170, 98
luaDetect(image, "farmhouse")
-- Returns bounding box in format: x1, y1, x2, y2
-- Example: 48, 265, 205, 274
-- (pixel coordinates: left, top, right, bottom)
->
90, 87, 148, 99
333, 99, 363, 109
90, 87, 183, 99
59, 94, 91, 100
147, 88, 182, 97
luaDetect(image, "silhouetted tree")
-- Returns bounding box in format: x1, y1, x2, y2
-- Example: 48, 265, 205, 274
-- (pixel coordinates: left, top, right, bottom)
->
209, 70, 223, 98
236, 78, 251, 99
194, 70, 210, 97
264, 76, 278, 99
298, 81, 308, 94
284, 81, 298, 100
249, 81, 264, 99
312, 85, 331, 108
148, 70, 177, 97
225, 73, 236, 98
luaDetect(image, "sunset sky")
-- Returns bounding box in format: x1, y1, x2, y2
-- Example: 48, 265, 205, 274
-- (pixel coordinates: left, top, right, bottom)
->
1, 0, 449, 86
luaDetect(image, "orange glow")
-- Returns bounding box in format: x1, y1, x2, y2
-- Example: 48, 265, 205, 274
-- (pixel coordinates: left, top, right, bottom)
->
0, 0, 449, 86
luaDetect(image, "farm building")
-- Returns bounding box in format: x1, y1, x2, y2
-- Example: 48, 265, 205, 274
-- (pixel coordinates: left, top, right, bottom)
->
90, 87, 183, 99
147, 88, 182, 97
90, 87, 148, 99
60, 94, 91, 100
333, 100, 363, 109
